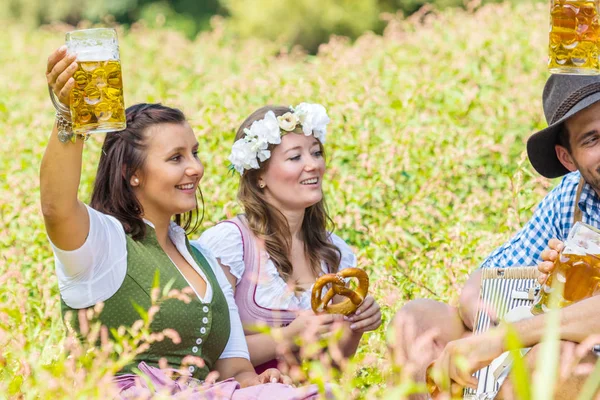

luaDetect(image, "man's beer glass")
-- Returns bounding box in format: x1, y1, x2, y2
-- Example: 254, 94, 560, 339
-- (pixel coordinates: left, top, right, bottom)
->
531, 222, 600, 315
66, 28, 126, 135
549, 0, 600, 75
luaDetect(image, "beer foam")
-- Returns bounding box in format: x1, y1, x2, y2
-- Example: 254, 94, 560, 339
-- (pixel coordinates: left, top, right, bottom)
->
563, 243, 590, 256
564, 222, 600, 255
563, 242, 600, 256
70, 46, 118, 62
66, 29, 119, 61
66, 34, 119, 61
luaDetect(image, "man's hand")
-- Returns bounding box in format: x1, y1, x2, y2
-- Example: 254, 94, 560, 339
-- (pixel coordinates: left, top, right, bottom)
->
538, 238, 564, 284
430, 330, 505, 391
458, 269, 482, 331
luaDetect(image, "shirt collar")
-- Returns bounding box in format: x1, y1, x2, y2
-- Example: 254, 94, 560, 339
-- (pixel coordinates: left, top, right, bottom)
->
143, 219, 187, 244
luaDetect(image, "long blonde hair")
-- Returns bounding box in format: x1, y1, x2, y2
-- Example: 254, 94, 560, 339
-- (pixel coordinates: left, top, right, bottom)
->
235, 105, 341, 281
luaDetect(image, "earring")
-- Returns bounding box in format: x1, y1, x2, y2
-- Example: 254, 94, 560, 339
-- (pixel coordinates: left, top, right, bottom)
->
133, 177, 139, 185
259, 183, 265, 189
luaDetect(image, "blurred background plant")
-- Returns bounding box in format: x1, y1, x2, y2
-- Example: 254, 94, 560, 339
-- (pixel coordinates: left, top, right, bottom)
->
1, 0, 543, 52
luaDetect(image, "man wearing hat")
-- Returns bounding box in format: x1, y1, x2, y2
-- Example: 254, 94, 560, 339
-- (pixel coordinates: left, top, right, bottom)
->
390, 74, 600, 399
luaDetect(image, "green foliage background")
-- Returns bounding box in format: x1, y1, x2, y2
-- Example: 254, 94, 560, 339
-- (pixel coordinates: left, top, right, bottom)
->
2, 0, 542, 52
0, 1, 570, 398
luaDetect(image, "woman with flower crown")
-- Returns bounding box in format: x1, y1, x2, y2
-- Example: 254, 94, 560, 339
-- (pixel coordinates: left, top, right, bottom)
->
41, 46, 327, 399
195, 104, 382, 373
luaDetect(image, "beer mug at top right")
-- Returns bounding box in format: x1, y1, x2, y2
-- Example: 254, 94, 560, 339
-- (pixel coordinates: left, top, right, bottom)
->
549, 0, 600, 75
66, 28, 126, 135
531, 222, 600, 315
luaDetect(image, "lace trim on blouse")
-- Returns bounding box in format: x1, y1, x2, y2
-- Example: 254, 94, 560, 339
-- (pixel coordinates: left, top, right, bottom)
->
196, 223, 357, 310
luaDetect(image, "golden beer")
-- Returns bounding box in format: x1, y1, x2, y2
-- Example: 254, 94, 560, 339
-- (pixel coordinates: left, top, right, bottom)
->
532, 223, 600, 314
70, 60, 126, 134
66, 28, 126, 134
549, 1, 600, 74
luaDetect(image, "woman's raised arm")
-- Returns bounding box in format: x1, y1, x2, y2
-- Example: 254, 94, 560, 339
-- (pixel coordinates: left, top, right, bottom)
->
40, 46, 89, 250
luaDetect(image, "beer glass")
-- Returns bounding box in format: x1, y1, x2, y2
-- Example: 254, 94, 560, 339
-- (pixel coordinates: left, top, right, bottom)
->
531, 222, 600, 315
549, 0, 600, 75
66, 28, 126, 135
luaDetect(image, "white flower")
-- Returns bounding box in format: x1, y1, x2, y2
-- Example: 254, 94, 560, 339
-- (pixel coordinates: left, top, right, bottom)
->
292, 103, 330, 143
229, 103, 331, 174
294, 103, 310, 124
229, 139, 259, 174
242, 127, 255, 139
249, 136, 271, 162
257, 148, 271, 162
277, 112, 299, 131
248, 111, 281, 145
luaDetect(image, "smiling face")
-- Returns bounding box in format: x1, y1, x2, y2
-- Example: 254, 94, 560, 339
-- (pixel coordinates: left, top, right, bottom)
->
556, 101, 600, 194
131, 121, 204, 222
259, 133, 326, 213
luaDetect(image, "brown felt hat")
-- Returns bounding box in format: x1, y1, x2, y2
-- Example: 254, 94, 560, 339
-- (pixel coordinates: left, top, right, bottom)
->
527, 74, 600, 178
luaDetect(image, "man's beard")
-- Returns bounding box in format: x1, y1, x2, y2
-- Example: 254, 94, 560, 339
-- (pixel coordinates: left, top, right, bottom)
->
572, 157, 600, 195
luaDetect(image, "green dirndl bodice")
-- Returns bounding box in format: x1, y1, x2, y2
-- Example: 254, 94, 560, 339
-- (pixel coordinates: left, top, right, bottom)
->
61, 227, 231, 380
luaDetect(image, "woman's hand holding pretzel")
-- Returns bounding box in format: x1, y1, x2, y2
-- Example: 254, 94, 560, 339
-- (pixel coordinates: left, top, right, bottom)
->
344, 295, 381, 333
311, 267, 370, 315
283, 311, 345, 348
310, 267, 381, 333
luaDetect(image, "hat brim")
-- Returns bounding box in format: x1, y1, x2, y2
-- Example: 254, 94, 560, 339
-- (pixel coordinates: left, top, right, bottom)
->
527, 91, 600, 179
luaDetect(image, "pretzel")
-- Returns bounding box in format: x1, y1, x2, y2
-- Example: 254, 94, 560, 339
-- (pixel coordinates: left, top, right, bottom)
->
311, 268, 369, 315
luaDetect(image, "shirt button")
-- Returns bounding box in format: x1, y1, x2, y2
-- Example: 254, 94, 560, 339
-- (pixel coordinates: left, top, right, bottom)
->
196, 338, 203, 345
200, 327, 206, 334
192, 346, 198, 353
202, 317, 208, 324
188, 366, 195, 373
203, 306, 209, 313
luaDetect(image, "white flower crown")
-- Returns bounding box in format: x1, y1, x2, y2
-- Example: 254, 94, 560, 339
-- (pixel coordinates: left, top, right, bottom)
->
229, 103, 330, 175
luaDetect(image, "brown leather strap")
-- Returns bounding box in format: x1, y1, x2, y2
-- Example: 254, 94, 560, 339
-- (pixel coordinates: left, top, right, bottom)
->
573, 177, 585, 224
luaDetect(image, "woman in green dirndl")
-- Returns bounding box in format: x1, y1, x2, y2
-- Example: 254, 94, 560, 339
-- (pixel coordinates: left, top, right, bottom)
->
41, 45, 326, 399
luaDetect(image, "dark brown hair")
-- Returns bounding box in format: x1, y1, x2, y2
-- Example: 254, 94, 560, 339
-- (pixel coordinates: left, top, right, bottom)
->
235, 105, 341, 281
558, 123, 571, 152
90, 103, 203, 240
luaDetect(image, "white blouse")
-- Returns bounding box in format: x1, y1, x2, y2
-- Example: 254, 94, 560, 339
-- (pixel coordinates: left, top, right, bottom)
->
49, 205, 249, 360
195, 222, 357, 310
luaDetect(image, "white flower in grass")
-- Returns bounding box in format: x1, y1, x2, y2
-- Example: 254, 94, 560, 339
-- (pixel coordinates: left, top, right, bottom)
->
293, 103, 330, 143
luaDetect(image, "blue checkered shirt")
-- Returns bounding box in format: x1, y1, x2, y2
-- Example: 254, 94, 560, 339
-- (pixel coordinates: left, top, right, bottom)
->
481, 171, 600, 268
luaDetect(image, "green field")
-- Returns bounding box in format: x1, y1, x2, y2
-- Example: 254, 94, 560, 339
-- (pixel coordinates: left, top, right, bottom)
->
0, 2, 565, 398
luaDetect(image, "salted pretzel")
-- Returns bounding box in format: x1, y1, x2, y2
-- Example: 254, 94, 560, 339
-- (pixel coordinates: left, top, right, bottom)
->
311, 268, 369, 315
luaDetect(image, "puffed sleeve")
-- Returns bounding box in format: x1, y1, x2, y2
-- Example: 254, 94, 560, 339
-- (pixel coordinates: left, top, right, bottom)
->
190, 242, 250, 360
329, 233, 357, 271
479, 171, 578, 269
195, 222, 246, 286
49, 205, 127, 309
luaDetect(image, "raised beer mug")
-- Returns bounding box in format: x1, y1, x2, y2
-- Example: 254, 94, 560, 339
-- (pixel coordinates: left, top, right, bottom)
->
549, 0, 600, 75
66, 28, 126, 135
531, 222, 600, 315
